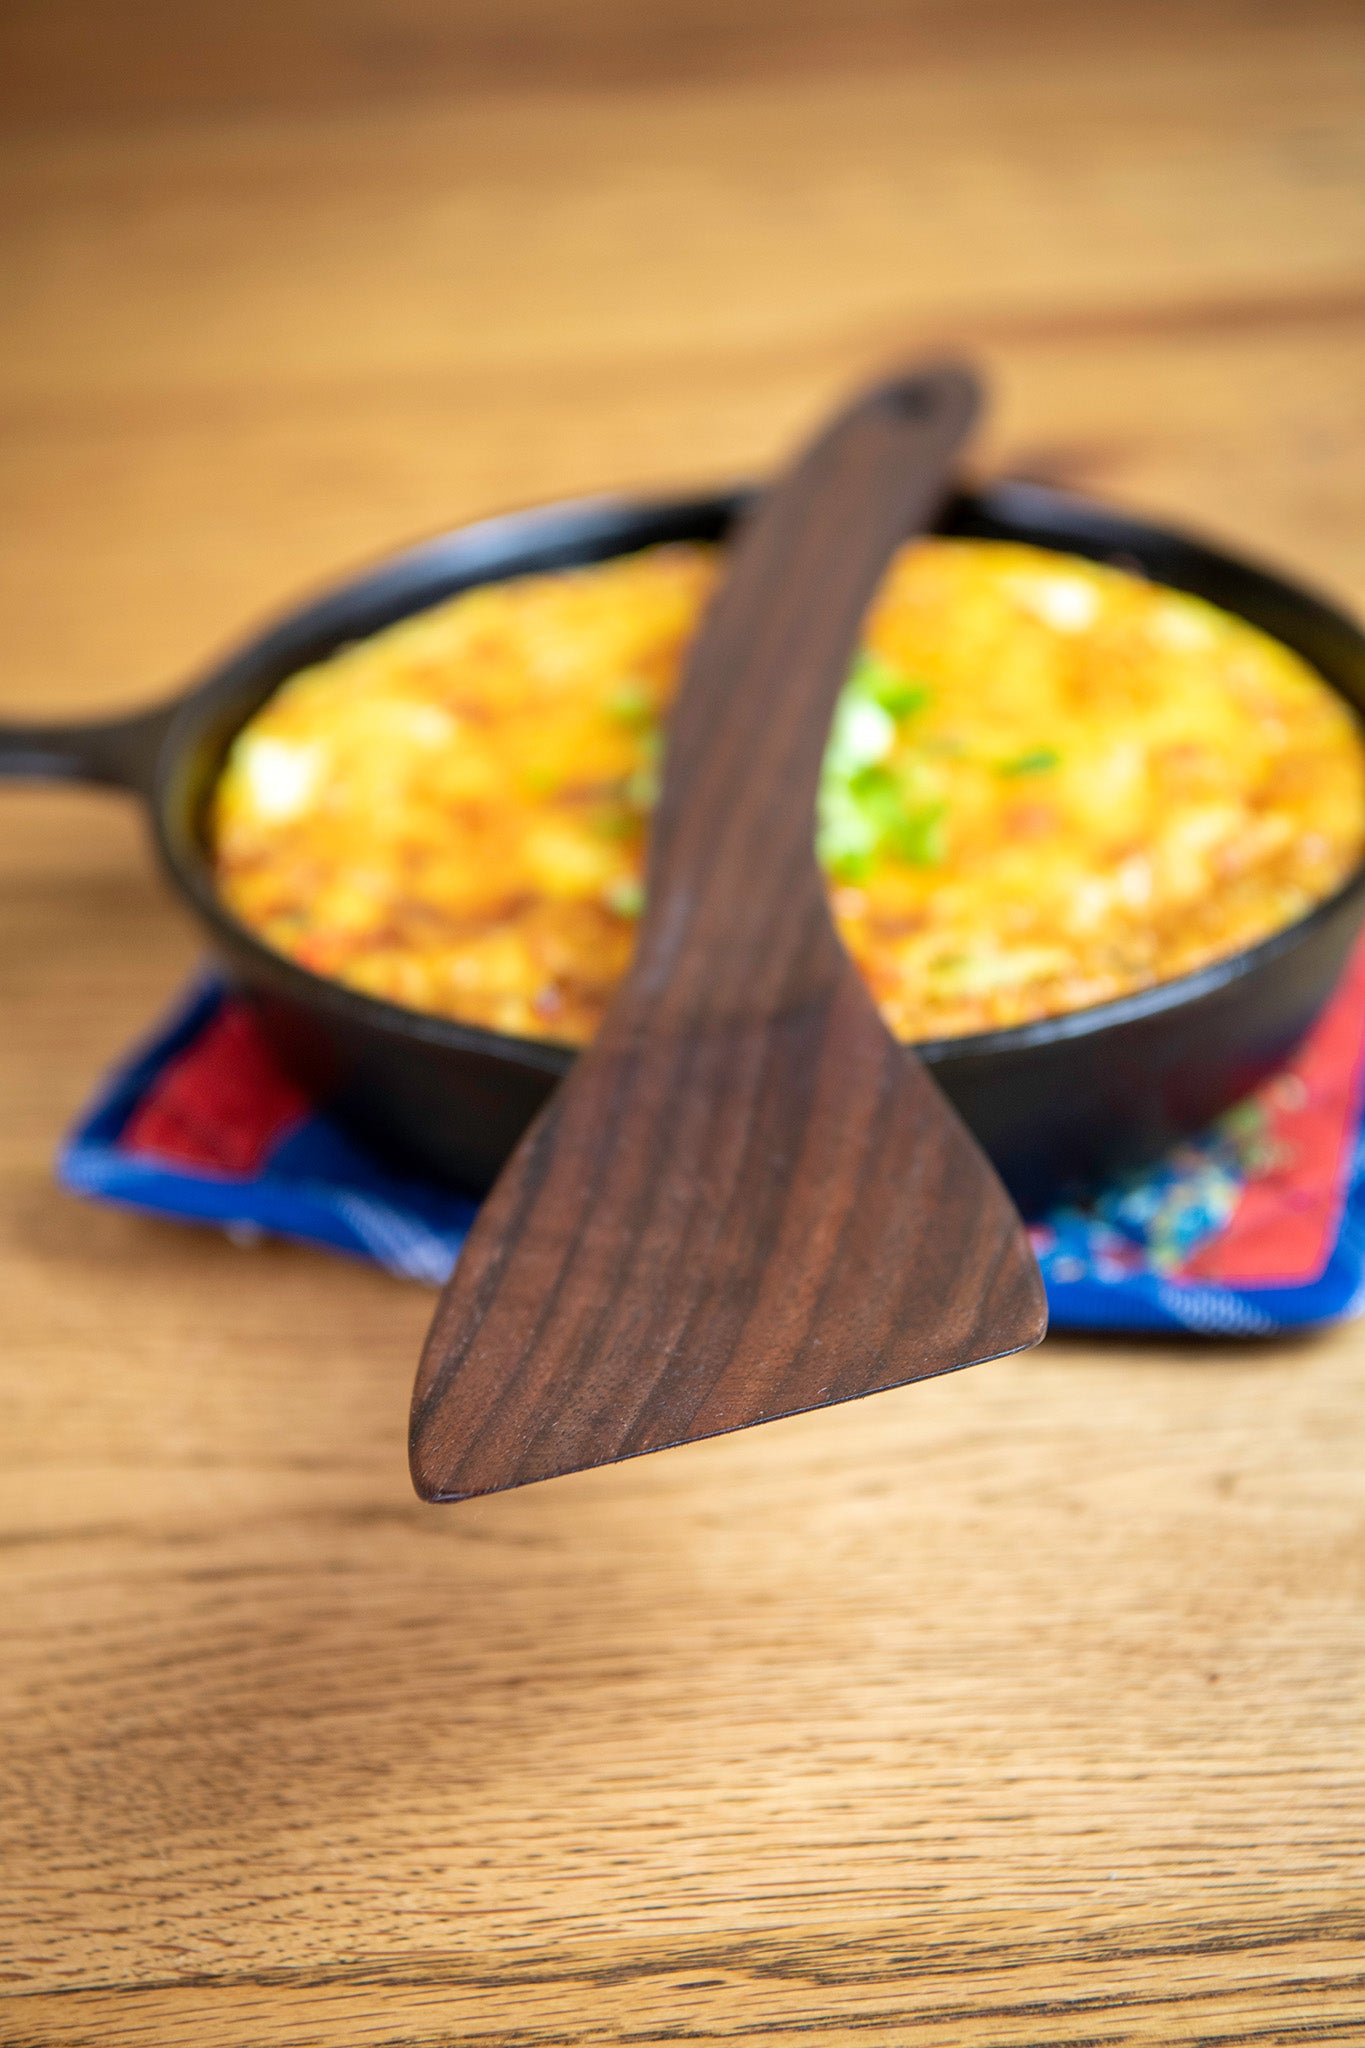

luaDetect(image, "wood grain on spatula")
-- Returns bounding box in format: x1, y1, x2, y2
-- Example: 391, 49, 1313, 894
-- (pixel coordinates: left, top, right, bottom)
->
411, 363, 1047, 1502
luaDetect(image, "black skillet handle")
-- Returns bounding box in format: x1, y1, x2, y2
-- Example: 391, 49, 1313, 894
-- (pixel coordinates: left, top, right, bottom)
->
0, 699, 178, 801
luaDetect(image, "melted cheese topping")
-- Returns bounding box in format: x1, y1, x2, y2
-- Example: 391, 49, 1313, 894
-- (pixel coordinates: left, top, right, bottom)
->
212, 539, 1365, 1044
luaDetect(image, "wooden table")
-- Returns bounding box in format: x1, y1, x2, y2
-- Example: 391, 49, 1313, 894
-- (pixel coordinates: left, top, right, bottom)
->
4, 4, 1364, 2039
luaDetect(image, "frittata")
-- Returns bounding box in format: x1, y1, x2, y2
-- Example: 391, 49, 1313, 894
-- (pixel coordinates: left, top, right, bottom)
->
212, 539, 1365, 1044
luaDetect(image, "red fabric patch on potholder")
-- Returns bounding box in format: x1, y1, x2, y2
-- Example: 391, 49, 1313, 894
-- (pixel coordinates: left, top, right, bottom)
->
1182, 930, 1365, 1287
119, 1002, 312, 1175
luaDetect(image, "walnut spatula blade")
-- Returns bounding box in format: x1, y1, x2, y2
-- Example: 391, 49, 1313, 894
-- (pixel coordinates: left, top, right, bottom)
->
410, 363, 1046, 1502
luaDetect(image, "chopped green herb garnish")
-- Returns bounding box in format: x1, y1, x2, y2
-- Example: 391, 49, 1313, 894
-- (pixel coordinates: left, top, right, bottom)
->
847, 649, 931, 720
849, 760, 899, 804
816, 780, 880, 880
998, 746, 1060, 776
817, 756, 947, 878
824, 694, 896, 780
605, 876, 645, 918
622, 730, 661, 809
591, 806, 639, 841
604, 680, 655, 728
884, 801, 947, 867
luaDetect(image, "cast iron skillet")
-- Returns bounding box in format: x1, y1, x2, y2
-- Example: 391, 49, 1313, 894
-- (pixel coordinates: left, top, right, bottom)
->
5, 479, 1365, 1216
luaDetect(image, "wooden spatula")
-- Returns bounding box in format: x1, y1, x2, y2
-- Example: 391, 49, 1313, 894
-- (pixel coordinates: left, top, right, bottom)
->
410, 362, 1047, 1502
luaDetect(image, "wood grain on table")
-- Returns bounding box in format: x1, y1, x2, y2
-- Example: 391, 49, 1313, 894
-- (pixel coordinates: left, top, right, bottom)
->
2, 4, 1364, 2041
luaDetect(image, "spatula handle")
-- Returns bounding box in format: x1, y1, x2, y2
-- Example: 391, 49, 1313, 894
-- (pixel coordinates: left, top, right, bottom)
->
628, 362, 980, 1023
